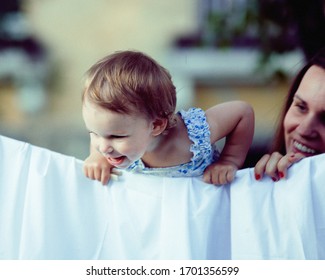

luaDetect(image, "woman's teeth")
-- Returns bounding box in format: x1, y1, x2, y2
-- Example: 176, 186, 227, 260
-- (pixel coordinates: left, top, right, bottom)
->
294, 141, 316, 154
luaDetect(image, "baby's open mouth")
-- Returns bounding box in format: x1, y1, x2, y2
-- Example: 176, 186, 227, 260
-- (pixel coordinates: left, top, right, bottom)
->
106, 156, 125, 166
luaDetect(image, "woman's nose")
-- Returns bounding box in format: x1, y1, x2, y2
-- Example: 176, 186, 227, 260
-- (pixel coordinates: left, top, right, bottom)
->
296, 115, 318, 138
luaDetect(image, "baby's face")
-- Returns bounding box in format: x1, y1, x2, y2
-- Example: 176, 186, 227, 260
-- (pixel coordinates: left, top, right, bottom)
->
82, 100, 157, 168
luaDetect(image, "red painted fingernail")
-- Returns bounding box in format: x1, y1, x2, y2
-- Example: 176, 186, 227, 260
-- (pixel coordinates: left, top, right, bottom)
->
255, 174, 261, 180
279, 172, 284, 178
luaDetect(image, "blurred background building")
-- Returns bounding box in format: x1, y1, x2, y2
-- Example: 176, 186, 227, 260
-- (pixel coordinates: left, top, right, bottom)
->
0, 0, 324, 166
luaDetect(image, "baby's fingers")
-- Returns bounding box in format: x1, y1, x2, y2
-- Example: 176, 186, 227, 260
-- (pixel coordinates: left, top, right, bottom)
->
83, 165, 110, 185
99, 169, 112, 185
109, 168, 122, 181
94, 168, 105, 183
83, 165, 95, 180
203, 165, 236, 185
215, 168, 236, 185
111, 168, 122, 176
202, 169, 212, 184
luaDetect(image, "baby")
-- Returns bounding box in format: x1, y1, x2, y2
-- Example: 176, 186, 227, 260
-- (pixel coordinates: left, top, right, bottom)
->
82, 50, 254, 185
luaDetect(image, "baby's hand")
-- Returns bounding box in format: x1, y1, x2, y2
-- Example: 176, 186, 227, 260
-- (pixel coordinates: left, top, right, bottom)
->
83, 153, 121, 185
203, 161, 238, 185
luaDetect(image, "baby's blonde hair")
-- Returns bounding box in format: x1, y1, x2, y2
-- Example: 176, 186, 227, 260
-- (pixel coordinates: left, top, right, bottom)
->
82, 50, 177, 130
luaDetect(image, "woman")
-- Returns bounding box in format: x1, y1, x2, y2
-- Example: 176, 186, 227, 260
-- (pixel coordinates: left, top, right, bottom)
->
254, 48, 325, 181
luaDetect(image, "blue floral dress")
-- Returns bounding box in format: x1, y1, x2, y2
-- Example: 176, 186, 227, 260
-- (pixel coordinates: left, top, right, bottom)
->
126, 107, 220, 177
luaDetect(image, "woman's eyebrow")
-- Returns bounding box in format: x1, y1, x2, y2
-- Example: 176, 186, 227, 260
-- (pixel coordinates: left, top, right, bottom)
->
293, 94, 304, 102
293, 95, 308, 107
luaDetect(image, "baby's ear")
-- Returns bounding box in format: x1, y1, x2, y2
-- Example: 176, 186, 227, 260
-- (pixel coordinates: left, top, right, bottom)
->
151, 118, 168, 136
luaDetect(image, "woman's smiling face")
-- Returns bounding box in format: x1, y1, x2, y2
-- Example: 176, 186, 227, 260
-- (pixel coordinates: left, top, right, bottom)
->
284, 65, 325, 157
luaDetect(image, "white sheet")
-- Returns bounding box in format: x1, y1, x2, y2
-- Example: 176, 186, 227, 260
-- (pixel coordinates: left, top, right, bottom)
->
0, 135, 324, 259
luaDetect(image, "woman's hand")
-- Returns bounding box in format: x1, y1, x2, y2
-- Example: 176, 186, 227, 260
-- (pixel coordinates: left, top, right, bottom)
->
254, 152, 305, 181
83, 152, 120, 185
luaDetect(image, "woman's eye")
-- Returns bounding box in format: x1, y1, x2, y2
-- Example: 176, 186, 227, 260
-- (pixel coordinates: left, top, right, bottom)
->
295, 103, 306, 112
319, 113, 325, 126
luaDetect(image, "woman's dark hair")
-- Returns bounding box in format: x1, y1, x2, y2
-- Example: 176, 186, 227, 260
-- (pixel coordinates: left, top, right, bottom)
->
271, 47, 325, 154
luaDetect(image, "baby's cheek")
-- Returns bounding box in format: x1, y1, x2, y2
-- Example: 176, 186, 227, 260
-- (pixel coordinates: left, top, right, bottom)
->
118, 145, 138, 157
126, 146, 147, 160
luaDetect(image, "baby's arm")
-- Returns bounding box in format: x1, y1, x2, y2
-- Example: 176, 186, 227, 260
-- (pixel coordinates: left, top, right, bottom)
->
83, 144, 116, 185
203, 101, 254, 185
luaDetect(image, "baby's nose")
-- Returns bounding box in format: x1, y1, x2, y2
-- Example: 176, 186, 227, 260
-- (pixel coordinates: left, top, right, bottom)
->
98, 139, 113, 155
